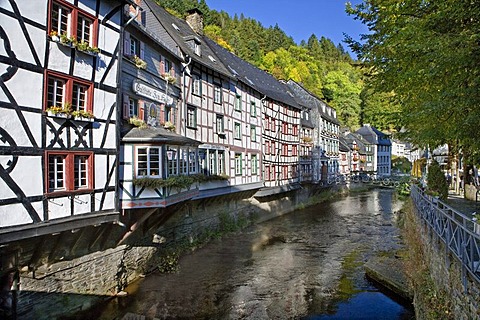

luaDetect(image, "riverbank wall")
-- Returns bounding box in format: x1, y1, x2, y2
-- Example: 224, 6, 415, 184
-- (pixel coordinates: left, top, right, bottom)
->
16, 183, 367, 319
404, 198, 480, 319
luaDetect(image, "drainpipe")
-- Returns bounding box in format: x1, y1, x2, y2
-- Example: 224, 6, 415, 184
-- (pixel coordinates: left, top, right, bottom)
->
181, 54, 192, 136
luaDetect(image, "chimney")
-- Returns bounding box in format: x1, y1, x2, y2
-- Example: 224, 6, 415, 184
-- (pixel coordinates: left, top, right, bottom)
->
186, 8, 204, 35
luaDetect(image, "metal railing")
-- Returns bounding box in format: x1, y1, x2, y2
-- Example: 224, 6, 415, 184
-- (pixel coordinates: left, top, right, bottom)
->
411, 184, 480, 287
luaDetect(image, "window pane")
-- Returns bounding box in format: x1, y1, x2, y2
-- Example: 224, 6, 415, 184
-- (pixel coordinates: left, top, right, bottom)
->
137, 148, 148, 176
52, 3, 70, 35
72, 83, 88, 111
47, 77, 65, 108
49, 155, 65, 191
77, 14, 92, 44
149, 148, 160, 176
235, 154, 242, 175
74, 155, 89, 189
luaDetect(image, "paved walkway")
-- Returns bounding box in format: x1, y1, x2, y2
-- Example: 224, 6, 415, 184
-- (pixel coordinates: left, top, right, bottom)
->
445, 190, 480, 216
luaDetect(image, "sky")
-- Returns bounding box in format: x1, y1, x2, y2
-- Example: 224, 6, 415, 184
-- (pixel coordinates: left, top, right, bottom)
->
205, 0, 369, 57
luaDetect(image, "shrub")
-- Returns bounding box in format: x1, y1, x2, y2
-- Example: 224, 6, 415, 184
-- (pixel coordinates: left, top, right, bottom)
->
427, 160, 448, 200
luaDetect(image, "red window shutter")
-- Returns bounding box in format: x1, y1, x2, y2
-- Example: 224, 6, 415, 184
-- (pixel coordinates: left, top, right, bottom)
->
140, 41, 145, 60
138, 100, 145, 121
124, 31, 130, 56
123, 94, 130, 120
159, 60, 165, 75
160, 103, 165, 123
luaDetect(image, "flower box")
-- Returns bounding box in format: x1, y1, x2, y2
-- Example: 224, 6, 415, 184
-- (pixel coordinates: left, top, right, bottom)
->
73, 116, 94, 122
47, 111, 71, 119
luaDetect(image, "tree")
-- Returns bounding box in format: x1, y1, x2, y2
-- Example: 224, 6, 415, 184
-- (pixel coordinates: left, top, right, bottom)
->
427, 160, 448, 200
346, 0, 480, 154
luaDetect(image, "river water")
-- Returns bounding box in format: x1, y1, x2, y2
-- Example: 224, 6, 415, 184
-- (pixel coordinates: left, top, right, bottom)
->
96, 189, 415, 319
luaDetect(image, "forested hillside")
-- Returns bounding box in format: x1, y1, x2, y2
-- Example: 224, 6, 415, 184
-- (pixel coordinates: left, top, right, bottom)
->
155, 0, 399, 132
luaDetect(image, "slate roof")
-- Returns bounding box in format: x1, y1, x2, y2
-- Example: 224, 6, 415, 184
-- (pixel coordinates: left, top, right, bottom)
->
356, 125, 391, 146
339, 137, 351, 152
285, 80, 340, 125
122, 126, 201, 145
204, 37, 301, 109
143, 0, 232, 78
344, 132, 369, 154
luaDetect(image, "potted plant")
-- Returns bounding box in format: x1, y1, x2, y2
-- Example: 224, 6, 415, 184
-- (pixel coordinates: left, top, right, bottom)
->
60, 32, 76, 47
162, 73, 176, 84
132, 55, 147, 69
75, 41, 99, 56
129, 116, 147, 128
49, 30, 60, 42
163, 121, 175, 131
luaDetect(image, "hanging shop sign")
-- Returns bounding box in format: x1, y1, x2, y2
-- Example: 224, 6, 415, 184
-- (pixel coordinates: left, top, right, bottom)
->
133, 80, 174, 105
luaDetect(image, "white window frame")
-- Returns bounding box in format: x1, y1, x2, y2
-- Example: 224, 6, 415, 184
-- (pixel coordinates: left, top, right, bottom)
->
136, 146, 161, 178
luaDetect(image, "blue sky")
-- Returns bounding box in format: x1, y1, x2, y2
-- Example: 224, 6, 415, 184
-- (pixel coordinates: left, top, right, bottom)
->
205, 0, 368, 56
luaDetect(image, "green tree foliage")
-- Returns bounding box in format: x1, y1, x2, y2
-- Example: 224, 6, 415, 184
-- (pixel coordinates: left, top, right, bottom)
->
156, 0, 397, 131
346, 0, 480, 153
391, 156, 412, 174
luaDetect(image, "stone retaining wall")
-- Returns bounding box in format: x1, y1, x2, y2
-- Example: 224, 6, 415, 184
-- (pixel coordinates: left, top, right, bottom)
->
413, 204, 480, 319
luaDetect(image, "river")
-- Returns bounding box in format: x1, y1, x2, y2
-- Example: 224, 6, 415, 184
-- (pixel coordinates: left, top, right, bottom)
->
95, 189, 415, 319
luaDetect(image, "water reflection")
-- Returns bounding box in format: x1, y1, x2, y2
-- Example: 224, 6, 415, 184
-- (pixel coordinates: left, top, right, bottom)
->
95, 189, 414, 319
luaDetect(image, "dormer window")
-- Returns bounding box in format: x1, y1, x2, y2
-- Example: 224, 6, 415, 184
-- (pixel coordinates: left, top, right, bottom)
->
194, 40, 201, 56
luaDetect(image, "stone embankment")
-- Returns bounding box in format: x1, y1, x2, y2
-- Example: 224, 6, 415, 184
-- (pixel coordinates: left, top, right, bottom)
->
364, 255, 413, 301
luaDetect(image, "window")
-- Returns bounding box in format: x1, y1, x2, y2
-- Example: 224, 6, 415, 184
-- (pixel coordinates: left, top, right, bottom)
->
283, 144, 288, 156
250, 125, 256, 142
129, 36, 140, 56
166, 146, 177, 176
282, 122, 288, 134
46, 72, 93, 112
136, 147, 161, 177
250, 101, 256, 116
282, 166, 288, 180
50, 1, 97, 47
188, 150, 197, 174
292, 125, 298, 136
77, 13, 92, 44
235, 94, 241, 111
235, 153, 242, 176
251, 154, 258, 175
199, 149, 224, 175
214, 85, 222, 104
292, 145, 298, 156
216, 114, 224, 134
179, 147, 188, 175
193, 40, 201, 56
46, 151, 93, 193
192, 74, 201, 96
187, 105, 197, 128
164, 58, 172, 75
234, 122, 241, 140
265, 140, 270, 155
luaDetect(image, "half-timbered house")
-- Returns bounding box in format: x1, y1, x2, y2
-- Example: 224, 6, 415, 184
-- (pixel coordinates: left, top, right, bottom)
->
145, 2, 264, 199
0, 0, 125, 241
0, 1, 130, 313
118, 0, 202, 213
